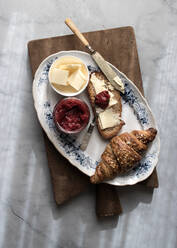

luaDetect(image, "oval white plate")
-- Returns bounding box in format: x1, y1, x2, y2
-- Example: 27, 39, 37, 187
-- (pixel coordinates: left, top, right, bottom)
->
33, 50, 160, 186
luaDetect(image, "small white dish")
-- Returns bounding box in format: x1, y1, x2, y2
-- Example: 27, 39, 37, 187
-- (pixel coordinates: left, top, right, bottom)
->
48, 55, 89, 97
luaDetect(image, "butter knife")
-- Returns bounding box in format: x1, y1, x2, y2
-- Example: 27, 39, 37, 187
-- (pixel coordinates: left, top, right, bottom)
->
65, 18, 125, 94
80, 116, 96, 151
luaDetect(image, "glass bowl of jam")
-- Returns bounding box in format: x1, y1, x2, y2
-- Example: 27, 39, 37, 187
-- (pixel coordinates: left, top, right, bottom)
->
53, 97, 90, 134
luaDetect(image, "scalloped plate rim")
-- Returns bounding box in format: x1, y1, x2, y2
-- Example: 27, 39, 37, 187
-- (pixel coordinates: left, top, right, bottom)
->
32, 50, 160, 186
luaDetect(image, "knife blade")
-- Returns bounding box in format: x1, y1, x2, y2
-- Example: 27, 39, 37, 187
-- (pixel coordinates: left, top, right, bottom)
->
65, 18, 125, 94
80, 116, 96, 151
92, 52, 124, 93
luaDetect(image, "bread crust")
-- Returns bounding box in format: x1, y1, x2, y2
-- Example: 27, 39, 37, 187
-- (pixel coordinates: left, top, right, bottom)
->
90, 128, 157, 184
87, 71, 125, 139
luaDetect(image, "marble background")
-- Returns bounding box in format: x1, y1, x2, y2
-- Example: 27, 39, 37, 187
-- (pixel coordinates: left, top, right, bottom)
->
0, 0, 177, 247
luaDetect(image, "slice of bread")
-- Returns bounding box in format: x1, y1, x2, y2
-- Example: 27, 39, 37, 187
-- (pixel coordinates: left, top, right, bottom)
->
87, 72, 125, 139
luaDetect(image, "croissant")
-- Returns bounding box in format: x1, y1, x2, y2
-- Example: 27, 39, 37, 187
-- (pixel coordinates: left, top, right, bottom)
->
90, 128, 157, 184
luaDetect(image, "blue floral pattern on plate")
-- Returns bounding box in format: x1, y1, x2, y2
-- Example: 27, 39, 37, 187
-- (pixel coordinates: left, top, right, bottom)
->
43, 101, 97, 170
33, 50, 160, 186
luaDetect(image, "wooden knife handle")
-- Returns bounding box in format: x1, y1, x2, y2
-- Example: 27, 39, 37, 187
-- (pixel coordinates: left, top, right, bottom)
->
65, 18, 89, 47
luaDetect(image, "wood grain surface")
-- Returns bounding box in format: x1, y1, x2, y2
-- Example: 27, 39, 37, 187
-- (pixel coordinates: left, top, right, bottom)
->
28, 26, 158, 215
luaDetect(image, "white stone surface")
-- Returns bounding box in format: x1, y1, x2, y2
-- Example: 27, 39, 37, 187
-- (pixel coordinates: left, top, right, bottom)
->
0, 0, 177, 247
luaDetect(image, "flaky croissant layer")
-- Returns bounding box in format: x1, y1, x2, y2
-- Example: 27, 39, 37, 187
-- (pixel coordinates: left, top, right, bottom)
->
90, 128, 157, 184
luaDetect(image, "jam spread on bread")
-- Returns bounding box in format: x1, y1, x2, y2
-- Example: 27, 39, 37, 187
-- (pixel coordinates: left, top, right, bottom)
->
95, 90, 110, 109
53, 98, 90, 132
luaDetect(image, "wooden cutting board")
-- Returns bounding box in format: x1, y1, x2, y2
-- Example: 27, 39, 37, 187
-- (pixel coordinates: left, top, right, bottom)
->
28, 26, 158, 207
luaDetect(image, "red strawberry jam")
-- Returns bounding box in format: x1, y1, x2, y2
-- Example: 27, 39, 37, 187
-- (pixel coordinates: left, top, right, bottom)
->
95, 90, 110, 109
53, 98, 90, 133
